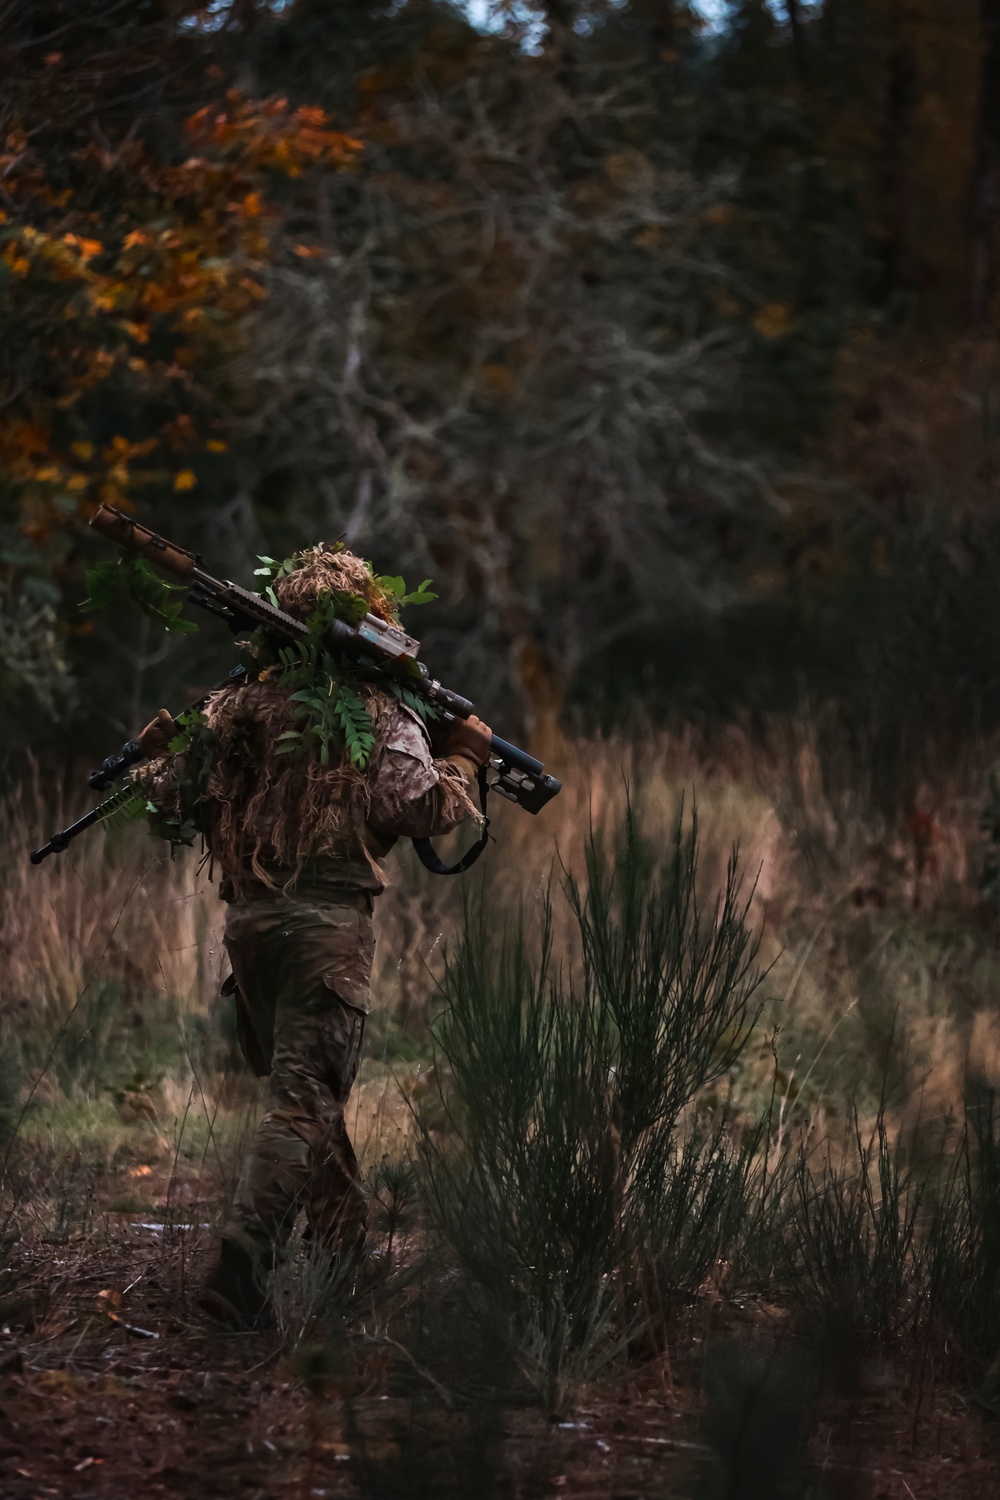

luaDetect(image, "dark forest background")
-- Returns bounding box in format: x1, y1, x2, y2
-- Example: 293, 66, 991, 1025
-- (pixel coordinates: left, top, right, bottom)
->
2, 0, 999, 826
8, 13, 1000, 1482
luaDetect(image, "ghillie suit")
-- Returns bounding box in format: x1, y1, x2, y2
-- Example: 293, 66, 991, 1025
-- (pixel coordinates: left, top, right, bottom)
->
140, 545, 483, 1321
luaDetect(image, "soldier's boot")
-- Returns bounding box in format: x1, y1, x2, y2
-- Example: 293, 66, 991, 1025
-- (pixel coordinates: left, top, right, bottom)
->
198, 1237, 270, 1327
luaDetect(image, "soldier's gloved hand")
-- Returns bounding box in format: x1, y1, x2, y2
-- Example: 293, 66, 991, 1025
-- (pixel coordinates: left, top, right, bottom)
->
437, 714, 493, 767
138, 708, 179, 758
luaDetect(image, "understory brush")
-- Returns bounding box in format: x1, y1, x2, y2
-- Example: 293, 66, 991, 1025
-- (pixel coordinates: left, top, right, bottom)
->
407, 792, 1000, 1415
7, 737, 1000, 1441
928, 1088, 1000, 1366
416, 802, 770, 1411
270, 1230, 365, 1357
782, 1115, 927, 1372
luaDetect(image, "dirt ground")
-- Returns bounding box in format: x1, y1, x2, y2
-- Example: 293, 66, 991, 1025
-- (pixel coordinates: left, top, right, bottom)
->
2, 1202, 999, 1500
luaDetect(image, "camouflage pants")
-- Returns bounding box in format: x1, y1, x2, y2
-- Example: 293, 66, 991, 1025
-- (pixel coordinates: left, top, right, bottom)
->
220, 891, 374, 1261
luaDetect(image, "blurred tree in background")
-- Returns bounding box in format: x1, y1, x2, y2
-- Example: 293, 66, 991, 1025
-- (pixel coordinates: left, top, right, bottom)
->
0, 0, 360, 756
2, 0, 1000, 821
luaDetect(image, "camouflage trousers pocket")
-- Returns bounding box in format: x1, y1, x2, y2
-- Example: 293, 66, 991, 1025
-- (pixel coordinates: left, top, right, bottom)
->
221, 971, 273, 1078
268, 996, 367, 1112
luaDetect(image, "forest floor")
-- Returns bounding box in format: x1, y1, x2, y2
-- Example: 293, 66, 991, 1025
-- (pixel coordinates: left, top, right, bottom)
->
1, 1147, 998, 1500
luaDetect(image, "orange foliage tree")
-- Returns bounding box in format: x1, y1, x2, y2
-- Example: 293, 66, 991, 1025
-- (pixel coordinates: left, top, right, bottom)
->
0, 3, 361, 735
0, 89, 359, 550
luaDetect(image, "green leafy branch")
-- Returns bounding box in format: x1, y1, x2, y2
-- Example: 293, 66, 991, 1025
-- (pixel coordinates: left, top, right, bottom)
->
82, 555, 197, 636
307, 589, 369, 631
334, 684, 378, 767
376, 574, 438, 607
383, 679, 438, 724
167, 709, 209, 756
253, 554, 298, 585
93, 781, 148, 833
274, 641, 378, 768
253, 554, 298, 607
146, 714, 216, 847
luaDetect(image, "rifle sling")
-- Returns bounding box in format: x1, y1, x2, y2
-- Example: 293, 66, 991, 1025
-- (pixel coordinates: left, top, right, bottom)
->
411, 765, 491, 876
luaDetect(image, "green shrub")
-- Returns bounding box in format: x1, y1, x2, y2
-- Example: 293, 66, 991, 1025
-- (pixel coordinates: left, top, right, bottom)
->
416, 801, 768, 1411
782, 1114, 925, 1370
928, 1086, 1000, 1367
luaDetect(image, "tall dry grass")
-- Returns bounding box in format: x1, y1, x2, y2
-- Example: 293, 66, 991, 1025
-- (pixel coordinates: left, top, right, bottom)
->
3, 730, 788, 1032
4, 718, 1000, 1154
2, 770, 226, 1031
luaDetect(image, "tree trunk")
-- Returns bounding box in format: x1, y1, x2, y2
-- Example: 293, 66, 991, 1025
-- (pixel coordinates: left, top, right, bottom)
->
874, 38, 916, 308
785, 0, 808, 85
971, 0, 1000, 328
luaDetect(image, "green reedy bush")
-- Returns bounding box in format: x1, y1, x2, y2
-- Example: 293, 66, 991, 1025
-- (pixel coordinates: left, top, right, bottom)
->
927, 1088, 1000, 1368
416, 801, 769, 1410
782, 1114, 926, 1370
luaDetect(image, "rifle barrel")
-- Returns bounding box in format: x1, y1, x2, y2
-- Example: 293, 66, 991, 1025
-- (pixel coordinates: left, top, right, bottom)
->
31, 805, 105, 864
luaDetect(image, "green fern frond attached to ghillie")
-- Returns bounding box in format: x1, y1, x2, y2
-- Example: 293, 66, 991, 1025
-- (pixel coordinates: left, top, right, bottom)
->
334, 684, 377, 767
268, 632, 440, 770
92, 782, 148, 833
384, 680, 436, 724
265, 624, 383, 769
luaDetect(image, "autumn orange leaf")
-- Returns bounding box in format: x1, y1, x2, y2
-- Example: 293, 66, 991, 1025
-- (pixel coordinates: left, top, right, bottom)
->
753, 302, 794, 339
1, 78, 362, 543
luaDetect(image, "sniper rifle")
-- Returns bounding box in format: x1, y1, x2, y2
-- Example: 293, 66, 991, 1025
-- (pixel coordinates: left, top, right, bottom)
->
30, 505, 561, 870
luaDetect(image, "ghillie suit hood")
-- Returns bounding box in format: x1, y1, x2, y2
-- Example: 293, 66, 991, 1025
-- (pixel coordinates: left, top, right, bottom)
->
271, 544, 401, 626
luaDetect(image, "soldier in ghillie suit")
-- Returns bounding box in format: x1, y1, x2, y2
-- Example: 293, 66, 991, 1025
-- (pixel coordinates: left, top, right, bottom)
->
136, 543, 491, 1324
